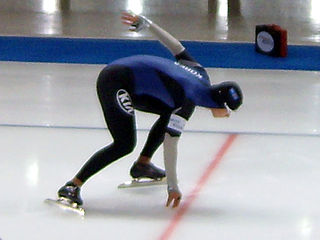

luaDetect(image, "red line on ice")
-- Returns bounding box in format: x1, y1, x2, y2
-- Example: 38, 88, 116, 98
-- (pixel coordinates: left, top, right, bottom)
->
159, 134, 237, 240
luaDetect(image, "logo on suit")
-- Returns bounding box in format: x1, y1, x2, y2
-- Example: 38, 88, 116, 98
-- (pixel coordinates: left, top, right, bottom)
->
116, 89, 134, 115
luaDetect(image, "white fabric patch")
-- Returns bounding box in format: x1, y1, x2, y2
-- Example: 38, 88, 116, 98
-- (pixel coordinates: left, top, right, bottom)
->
167, 114, 187, 133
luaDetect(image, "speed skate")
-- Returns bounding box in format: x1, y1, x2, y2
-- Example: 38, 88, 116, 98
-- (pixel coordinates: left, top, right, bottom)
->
45, 198, 85, 216
118, 177, 166, 188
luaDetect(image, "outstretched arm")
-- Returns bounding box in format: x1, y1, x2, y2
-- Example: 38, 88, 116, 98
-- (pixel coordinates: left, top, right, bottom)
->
163, 101, 195, 208
163, 133, 181, 208
121, 11, 185, 56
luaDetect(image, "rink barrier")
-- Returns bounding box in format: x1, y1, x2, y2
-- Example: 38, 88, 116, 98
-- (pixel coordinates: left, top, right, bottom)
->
0, 36, 319, 71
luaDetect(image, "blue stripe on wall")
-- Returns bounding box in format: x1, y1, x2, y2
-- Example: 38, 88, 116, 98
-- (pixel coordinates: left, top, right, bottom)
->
0, 36, 319, 71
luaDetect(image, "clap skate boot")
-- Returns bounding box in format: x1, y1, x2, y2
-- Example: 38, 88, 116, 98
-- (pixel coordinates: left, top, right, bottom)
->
118, 162, 167, 188
130, 161, 166, 180
57, 181, 83, 206
45, 181, 85, 215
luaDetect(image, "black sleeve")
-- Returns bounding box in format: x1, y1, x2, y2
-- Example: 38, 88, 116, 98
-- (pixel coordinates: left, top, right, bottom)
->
175, 49, 198, 63
140, 99, 195, 157
166, 99, 195, 137
175, 49, 209, 79
175, 98, 195, 120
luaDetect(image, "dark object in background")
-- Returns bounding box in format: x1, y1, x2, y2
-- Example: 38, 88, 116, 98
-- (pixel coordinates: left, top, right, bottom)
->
255, 24, 287, 57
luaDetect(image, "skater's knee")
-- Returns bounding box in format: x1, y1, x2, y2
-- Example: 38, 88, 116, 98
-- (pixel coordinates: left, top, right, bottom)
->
120, 140, 136, 155
114, 138, 136, 156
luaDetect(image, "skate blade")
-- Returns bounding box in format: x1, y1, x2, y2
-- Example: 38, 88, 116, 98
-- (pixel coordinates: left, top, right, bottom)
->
45, 198, 85, 216
118, 177, 166, 189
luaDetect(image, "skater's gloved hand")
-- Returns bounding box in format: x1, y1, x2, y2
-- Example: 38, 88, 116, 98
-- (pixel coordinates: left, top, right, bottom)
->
166, 188, 182, 208
121, 11, 151, 32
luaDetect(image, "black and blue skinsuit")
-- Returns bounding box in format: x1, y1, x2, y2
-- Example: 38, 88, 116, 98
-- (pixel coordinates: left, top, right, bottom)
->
76, 51, 222, 183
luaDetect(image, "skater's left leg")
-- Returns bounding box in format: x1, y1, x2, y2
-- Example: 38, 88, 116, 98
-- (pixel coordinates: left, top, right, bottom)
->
58, 65, 136, 205
74, 65, 137, 184
58, 108, 136, 204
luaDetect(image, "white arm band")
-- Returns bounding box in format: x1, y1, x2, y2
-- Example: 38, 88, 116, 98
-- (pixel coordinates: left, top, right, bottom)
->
163, 133, 179, 192
147, 21, 185, 56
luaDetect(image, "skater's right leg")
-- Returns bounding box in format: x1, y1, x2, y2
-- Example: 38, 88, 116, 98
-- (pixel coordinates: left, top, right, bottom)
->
130, 101, 195, 180
130, 113, 170, 180
58, 65, 136, 205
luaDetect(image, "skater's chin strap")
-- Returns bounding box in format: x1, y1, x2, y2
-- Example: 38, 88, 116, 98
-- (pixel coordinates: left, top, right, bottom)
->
163, 133, 179, 192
